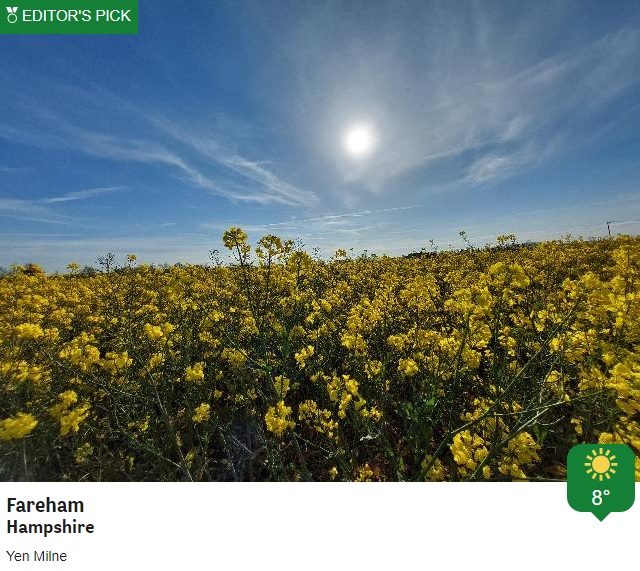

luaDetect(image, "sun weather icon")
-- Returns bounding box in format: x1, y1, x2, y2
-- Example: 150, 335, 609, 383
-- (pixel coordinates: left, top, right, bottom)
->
568, 443, 635, 521
585, 447, 618, 481
6, 6, 18, 24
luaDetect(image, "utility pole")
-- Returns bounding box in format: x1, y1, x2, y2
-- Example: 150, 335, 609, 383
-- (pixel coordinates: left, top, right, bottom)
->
606, 221, 621, 237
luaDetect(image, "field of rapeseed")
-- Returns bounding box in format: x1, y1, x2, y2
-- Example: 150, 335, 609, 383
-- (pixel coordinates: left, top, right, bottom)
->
1, 230, 639, 481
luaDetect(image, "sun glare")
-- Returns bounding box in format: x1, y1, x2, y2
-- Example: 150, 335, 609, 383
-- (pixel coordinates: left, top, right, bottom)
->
344, 125, 376, 157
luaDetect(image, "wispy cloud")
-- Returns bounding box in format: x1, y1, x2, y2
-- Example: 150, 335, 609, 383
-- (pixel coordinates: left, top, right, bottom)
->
42, 186, 125, 204
150, 117, 317, 207
0, 213, 73, 226
0, 198, 71, 226
0, 186, 124, 226
200, 205, 416, 241
259, 205, 414, 228
0, 85, 318, 208
0, 198, 34, 214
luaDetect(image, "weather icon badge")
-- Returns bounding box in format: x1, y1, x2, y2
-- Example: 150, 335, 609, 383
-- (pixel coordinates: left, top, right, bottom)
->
568, 444, 635, 521
6, 6, 18, 24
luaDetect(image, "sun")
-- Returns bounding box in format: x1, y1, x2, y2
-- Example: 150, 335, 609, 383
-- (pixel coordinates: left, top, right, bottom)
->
343, 125, 376, 157
585, 447, 618, 481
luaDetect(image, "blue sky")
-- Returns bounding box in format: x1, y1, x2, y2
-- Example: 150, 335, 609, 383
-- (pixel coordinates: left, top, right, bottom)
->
1, 0, 640, 271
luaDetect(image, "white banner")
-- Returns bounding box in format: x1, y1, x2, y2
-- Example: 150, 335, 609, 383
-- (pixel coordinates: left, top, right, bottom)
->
1, 482, 638, 569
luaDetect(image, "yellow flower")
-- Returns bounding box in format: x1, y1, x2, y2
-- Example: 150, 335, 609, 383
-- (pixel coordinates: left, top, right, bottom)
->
102, 351, 132, 373
345, 378, 359, 396
161, 322, 175, 335
363, 406, 383, 420
422, 457, 446, 481
265, 401, 295, 436
509, 264, 530, 288
148, 352, 164, 368
127, 416, 150, 432
274, 375, 290, 398
294, 345, 314, 369
398, 357, 419, 377
59, 404, 91, 436
14, 323, 44, 339
144, 323, 164, 341
185, 362, 205, 382
0, 412, 38, 441
320, 299, 332, 312
185, 449, 196, 468
49, 390, 78, 419
12, 361, 45, 383
355, 463, 375, 482
223, 227, 248, 249
221, 347, 247, 368
192, 403, 210, 423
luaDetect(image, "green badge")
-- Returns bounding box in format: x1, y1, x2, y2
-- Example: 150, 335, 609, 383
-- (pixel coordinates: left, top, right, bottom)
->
0, 1, 138, 35
567, 444, 636, 521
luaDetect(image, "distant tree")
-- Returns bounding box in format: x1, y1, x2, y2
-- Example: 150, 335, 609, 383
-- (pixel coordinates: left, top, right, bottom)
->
496, 234, 518, 249
96, 253, 116, 273
23, 263, 45, 276
459, 230, 474, 250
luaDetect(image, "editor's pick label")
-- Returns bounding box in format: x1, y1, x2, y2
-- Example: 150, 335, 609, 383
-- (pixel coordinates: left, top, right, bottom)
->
1, 1, 137, 34
568, 444, 635, 521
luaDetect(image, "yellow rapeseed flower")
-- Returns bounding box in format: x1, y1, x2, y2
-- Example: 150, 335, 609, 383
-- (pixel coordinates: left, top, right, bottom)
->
192, 403, 210, 423
0, 412, 38, 441
14, 323, 44, 339
265, 401, 295, 436
59, 404, 91, 436
185, 362, 205, 382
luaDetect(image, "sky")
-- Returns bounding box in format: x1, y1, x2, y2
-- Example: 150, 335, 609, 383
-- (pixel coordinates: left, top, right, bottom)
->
1, 0, 640, 271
